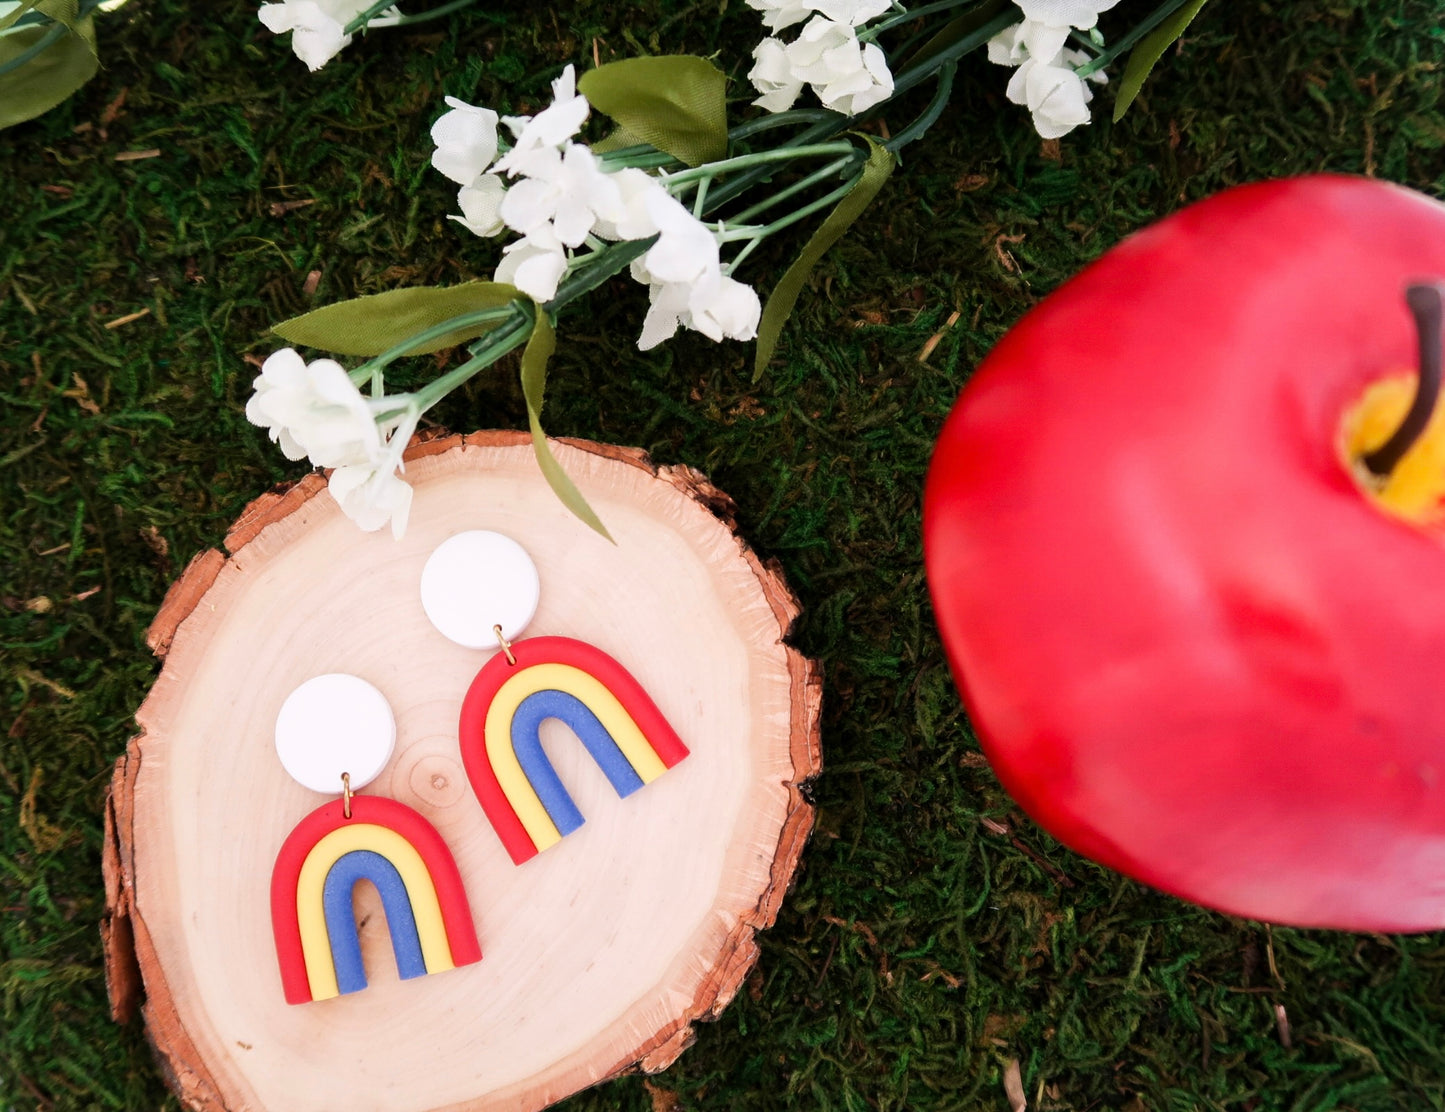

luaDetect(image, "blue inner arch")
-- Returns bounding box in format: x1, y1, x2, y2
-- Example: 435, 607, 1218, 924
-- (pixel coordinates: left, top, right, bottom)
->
511, 688, 645, 836
323, 849, 429, 995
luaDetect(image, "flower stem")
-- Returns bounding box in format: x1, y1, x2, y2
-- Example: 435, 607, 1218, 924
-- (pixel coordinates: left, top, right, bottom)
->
1074, 0, 1199, 78
888, 8, 1018, 97
342, 0, 402, 33
355, 305, 516, 377
740, 171, 864, 242
12, 0, 107, 27
730, 154, 858, 224
725, 108, 842, 145
860, 0, 986, 43
384, 0, 483, 28
885, 62, 956, 152
0, 20, 66, 78
663, 141, 857, 188
702, 119, 859, 215
724, 235, 766, 276
411, 310, 534, 411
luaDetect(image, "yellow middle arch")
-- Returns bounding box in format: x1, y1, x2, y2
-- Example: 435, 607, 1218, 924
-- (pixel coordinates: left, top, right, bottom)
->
485, 663, 669, 852
295, 824, 454, 1001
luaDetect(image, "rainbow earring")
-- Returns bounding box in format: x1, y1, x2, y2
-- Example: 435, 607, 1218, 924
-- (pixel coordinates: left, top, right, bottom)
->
420, 531, 690, 865
268, 675, 482, 1005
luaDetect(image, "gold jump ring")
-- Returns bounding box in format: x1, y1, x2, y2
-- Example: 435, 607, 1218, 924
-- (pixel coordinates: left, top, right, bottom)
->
494, 624, 517, 666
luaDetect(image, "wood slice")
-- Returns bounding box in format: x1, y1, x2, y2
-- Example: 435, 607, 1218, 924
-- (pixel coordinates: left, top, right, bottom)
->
103, 431, 822, 1112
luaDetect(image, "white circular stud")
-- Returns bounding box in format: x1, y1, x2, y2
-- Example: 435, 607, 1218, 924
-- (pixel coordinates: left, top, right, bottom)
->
420, 530, 541, 649
274, 674, 397, 794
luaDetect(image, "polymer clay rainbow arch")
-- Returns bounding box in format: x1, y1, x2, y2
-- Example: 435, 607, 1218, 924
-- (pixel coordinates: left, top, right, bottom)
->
270, 795, 482, 1005
459, 635, 690, 865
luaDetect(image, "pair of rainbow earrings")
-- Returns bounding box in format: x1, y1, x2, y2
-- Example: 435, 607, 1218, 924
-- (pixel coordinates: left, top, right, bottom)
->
268, 531, 689, 1005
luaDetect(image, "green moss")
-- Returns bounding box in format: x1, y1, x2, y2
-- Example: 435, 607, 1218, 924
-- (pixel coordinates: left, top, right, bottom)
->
3, 0, 1445, 1109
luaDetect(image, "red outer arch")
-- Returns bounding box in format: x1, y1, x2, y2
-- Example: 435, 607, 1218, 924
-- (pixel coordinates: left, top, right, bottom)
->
270, 795, 483, 1005
924, 175, 1445, 932
458, 636, 691, 866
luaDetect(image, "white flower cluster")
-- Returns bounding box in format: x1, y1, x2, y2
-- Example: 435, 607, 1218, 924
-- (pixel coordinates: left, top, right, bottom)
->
257, 0, 402, 72
246, 349, 417, 537
747, 0, 895, 116
987, 0, 1115, 139
431, 66, 761, 351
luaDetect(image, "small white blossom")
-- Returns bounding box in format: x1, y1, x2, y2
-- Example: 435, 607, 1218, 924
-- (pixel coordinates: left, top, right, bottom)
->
494, 226, 569, 302
430, 96, 501, 186
750, 38, 805, 113
498, 142, 624, 247
745, 0, 889, 30
745, 0, 815, 31
638, 271, 761, 351
591, 168, 666, 241
634, 188, 720, 285
257, 0, 401, 72
787, 17, 894, 116
245, 348, 381, 468
452, 174, 507, 237
1006, 52, 1095, 139
987, 18, 1070, 65
493, 65, 589, 176
328, 454, 414, 539
247, 348, 418, 537
686, 270, 762, 343
812, 0, 892, 26
1015, 0, 1120, 30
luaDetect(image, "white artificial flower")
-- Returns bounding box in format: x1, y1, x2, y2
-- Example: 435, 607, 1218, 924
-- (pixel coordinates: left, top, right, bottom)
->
745, 0, 889, 30
257, 0, 401, 72
686, 270, 762, 343
787, 17, 893, 116
634, 188, 720, 285
591, 168, 666, 241
497, 142, 624, 247
493, 65, 590, 176
812, 0, 892, 26
745, 0, 814, 31
327, 408, 418, 539
637, 280, 692, 350
245, 348, 381, 468
430, 96, 501, 186
750, 38, 805, 114
328, 455, 413, 538
1015, 0, 1120, 29
494, 226, 569, 302
1006, 53, 1095, 139
987, 18, 1070, 65
637, 271, 761, 351
452, 174, 507, 237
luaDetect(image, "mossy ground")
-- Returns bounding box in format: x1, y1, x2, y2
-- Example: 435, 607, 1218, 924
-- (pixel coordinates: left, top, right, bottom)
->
3, 1, 1444, 1109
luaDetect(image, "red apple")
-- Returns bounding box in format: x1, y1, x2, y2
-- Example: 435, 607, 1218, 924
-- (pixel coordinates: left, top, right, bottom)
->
923, 175, 1445, 931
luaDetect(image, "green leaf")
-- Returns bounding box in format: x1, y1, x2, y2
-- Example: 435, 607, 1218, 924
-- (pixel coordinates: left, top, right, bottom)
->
899, 0, 1008, 71
753, 137, 895, 381
0, 5, 97, 131
578, 56, 726, 168
590, 122, 645, 156
519, 307, 613, 541
0, 1, 91, 48
272, 283, 524, 357
1112, 0, 1210, 122
0, 1, 45, 33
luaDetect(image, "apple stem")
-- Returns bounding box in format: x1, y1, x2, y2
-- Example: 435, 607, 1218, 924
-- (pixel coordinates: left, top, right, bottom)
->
1363, 282, 1445, 478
